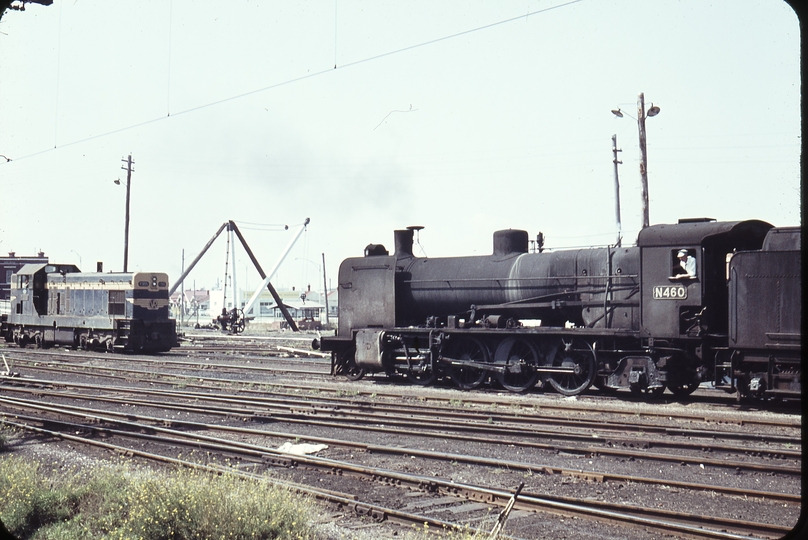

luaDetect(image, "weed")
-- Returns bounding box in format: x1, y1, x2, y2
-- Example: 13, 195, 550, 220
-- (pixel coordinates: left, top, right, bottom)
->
0, 456, 315, 539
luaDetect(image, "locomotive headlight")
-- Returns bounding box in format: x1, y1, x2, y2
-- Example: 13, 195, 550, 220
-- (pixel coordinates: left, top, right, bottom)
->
152, 276, 158, 288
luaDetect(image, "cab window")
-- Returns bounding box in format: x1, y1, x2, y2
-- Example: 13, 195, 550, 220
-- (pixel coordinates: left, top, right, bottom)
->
670, 249, 697, 279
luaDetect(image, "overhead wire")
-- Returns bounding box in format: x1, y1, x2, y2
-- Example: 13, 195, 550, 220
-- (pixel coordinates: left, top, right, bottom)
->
232, 221, 290, 232
232, 220, 312, 232
3, 0, 585, 163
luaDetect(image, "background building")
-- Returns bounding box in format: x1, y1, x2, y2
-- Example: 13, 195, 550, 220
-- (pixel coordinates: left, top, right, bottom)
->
205, 285, 335, 330
1, 251, 48, 301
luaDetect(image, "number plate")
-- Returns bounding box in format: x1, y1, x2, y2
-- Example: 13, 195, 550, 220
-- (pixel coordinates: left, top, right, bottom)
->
653, 285, 687, 300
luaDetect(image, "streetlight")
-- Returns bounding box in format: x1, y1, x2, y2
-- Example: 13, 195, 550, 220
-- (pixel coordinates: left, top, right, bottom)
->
612, 93, 660, 229
115, 154, 134, 272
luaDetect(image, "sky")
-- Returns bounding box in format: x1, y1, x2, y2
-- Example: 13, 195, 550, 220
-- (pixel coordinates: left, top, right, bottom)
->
0, 0, 801, 299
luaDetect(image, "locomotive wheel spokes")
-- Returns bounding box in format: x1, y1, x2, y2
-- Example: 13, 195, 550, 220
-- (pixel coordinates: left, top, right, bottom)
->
494, 337, 539, 393
546, 337, 596, 396
448, 337, 490, 390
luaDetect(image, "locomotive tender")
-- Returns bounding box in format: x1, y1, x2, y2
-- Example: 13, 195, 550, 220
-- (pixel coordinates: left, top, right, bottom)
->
1, 263, 178, 353
318, 219, 801, 400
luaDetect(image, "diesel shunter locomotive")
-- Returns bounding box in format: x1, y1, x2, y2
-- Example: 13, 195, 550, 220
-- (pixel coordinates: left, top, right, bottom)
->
1, 263, 178, 353
317, 219, 800, 401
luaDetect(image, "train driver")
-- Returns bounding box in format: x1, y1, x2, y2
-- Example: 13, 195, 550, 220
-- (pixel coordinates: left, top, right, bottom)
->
673, 249, 697, 279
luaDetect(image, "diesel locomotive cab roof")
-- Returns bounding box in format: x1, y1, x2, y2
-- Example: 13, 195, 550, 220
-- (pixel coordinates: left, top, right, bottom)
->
13, 263, 80, 276
637, 219, 773, 249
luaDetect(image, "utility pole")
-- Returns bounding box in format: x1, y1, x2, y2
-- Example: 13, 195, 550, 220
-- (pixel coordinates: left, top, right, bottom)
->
612, 134, 622, 247
322, 252, 329, 326
612, 94, 659, 230
120, 154, 134, 272
637, 93, 650, 229
180, 249, 185, 326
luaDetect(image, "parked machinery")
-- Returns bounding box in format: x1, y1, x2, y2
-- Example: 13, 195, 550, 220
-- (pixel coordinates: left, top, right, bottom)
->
1, 263, 178, 353
317, 219, 801, 401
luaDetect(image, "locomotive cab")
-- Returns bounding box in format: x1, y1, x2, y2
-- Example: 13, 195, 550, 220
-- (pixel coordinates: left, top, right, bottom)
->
638, 219, 772, 341
10, 263, 80, 318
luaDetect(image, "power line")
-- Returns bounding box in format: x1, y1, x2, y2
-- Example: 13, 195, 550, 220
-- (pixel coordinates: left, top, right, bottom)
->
336, 0, 583, 70
4, 0, 584, 163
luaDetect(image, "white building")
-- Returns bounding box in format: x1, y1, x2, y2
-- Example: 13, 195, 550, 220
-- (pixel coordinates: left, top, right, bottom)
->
209, 285, 336, 328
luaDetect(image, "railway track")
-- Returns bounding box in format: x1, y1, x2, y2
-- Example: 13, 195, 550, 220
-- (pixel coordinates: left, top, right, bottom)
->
0, 346, 801, 538
0, 391, 800, 504
1, 408, 794, 540
3, 347, 800, 428
0, 381, 800, 470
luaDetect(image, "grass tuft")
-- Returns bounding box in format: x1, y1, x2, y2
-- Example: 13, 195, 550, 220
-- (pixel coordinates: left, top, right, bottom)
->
0, 456, 315, 539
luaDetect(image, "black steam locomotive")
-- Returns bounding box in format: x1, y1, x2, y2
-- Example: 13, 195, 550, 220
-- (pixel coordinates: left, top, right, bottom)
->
1, 263, 178, 353
317, 219, 800, 401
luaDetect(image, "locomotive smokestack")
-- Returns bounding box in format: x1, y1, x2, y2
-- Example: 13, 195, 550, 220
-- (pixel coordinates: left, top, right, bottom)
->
493, 229, 529, 256
394, 229, 414, 258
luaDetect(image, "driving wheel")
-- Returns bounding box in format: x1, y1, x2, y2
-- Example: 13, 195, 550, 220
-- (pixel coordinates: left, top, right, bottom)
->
494, 337, 539, 393
546, 337, 596, 396
448, 337, 490, 390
